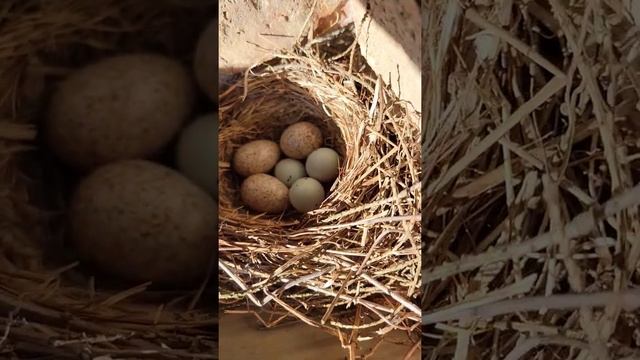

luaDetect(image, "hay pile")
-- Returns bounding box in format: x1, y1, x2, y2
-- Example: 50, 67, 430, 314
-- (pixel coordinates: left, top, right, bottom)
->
424, 1, 640, 359
218, 30, 421, 356
0, 1, 216, 358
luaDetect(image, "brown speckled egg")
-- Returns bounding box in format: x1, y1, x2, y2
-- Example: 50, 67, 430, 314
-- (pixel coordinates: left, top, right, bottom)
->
69, 160, 216, 285
46, 54, 194, 169
240, 174, 288, 213
279, 121, 323, 159
232, 140, 280, 177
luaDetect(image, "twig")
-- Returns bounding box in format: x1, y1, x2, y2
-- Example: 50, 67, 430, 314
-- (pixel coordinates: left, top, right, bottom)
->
423, 289, 640, 324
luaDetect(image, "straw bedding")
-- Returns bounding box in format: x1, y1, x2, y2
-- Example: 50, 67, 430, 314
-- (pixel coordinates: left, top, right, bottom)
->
424, 1, 640, 359
0, 1, 216, 358
218, 31, 421, 355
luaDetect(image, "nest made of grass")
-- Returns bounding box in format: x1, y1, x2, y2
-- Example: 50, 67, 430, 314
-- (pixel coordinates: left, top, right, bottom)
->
0, 1, 216, 359
424, 1, 640, 359
218, 38, 421, 353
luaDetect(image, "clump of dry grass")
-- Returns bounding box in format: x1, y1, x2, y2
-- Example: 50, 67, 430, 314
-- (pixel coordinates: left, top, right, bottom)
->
424, 0, 640, 359
0, 1, 216, 358
218, 35, 421, 357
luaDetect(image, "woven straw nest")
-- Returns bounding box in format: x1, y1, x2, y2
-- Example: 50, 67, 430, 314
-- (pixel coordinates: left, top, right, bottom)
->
424, 1, 640, 359
0, 1, 216, 359
218, 31, 421, 355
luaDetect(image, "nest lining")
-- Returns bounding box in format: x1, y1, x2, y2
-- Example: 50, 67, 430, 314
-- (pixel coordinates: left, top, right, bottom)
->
218, 42, 421, 353
219, 83, 346, 222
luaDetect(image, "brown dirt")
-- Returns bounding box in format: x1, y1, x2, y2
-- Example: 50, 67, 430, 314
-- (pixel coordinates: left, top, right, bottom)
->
219, 0, 342, 83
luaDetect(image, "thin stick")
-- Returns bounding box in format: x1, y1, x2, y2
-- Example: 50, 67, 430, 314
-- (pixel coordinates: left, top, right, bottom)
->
428, 75, 566, 196
360, 273, 421, 316
423, 289, 640, 325
218, 260, 261, 307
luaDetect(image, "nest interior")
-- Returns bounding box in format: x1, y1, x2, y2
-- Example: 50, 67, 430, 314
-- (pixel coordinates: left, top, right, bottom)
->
0, 1, 217, 358
424, 1, 640, 359
219, 79, 346, 222
218, 39, 422, 354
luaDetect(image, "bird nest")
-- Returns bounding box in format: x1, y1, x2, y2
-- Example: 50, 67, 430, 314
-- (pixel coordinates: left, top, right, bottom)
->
424, 1, 640, 359
0, 1, 216, 358
218, 37, 422, 354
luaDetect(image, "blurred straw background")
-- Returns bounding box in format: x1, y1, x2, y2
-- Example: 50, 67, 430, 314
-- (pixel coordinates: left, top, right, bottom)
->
423, 1, 640, 358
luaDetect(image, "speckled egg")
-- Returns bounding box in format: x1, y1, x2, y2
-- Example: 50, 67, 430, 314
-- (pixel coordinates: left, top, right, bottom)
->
232, 140, 280, 177
46, 54, 194, 169
69, 160, 216, 285
279, 121, 323, 159
240, 174, 289, 213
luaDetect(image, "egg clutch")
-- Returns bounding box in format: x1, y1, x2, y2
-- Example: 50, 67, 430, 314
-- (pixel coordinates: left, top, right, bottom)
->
233, 121, 340, 214
43, 20, 216, 286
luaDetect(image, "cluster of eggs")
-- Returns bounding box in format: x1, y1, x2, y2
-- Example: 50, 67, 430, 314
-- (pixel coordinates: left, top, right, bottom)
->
233, 121, 340, 214
45, 20, 217, 285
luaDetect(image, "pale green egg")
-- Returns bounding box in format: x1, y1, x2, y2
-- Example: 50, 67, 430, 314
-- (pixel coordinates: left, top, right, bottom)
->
289, 177, 325, 213
175, 113, 217, 196
305, 147, 339, 182
275, 158, 306, 187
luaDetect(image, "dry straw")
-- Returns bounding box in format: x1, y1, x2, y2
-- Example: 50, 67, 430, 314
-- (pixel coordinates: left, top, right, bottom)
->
424, 0, 640, 359
218, 29, 421, 356
0, 1, 216, 358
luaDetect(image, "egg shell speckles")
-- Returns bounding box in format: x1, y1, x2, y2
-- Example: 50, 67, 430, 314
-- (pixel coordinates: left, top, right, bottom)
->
240, 174, 289, 214
69, 160, 216, 285
232, 140, 280, 177
46, 54, 194, 169
279, 121, 323, 159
